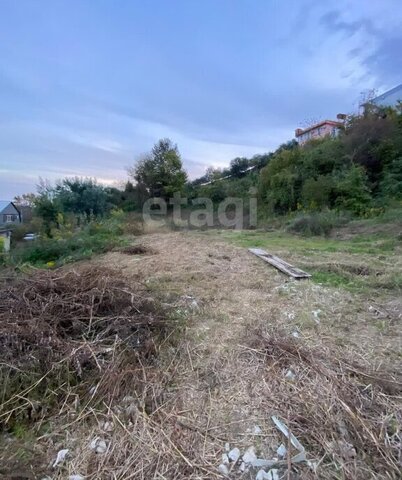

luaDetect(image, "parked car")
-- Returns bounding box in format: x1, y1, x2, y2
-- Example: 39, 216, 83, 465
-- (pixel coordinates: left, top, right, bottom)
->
23, 233, 39, 241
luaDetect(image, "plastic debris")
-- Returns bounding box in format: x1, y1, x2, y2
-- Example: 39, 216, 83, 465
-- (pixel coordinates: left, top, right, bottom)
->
292, 331, 299, 338
225, 442, 230, 452
218, 463, 229, 476
253, 425, 262, 434
276, 443, 287, 457
69, 475, 85, 480
243, 446, 257, 464
52, 448, 69, 468
228, 447, 240, 462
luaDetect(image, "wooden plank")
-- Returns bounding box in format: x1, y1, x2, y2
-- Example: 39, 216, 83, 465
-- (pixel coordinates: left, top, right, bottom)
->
248, 248, 311, 279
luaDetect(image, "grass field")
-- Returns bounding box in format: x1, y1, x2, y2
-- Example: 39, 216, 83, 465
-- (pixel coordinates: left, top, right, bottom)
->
209, 226, 402, 294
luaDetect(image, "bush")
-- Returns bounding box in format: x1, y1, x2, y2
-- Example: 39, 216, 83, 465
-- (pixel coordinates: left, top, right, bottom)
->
287, 212, 350, 237
10, 220, 124, 266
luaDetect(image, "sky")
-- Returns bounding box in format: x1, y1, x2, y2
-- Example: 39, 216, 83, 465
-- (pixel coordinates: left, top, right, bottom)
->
1, 0, 401, 198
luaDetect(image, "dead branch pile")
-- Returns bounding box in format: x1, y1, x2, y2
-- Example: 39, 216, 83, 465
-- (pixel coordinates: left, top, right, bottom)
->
119, 244, 156, 255
247, 330, 402, 479
0, 266, 174, 429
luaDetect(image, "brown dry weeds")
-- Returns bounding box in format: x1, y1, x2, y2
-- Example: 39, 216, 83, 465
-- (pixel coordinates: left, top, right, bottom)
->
0, 231, 401, 479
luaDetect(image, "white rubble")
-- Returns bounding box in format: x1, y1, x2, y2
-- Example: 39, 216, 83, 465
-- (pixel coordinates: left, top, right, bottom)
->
218, 463, 229, 476
228, 447, 241, 462
52, 448, 69, 468
90, 437, 108, 454
276, 443, 287, 457
242, 446, 257, 464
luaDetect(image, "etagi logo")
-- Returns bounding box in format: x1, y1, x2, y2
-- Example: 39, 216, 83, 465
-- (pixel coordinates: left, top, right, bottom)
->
142, 188, 257, 230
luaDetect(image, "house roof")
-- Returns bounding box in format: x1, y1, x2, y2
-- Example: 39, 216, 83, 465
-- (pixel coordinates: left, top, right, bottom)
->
372, 83, 402, 104
295, 120, 343, 137
0, 200, 20, 214
0, 201, 11, 212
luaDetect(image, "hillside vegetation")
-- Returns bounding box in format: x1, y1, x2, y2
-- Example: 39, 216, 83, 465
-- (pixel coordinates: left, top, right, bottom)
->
191, 105, 402, 224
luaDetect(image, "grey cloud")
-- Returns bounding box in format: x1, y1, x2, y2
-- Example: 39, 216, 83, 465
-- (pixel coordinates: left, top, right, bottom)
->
364, 35, 402, 84
320, 10, 378, 37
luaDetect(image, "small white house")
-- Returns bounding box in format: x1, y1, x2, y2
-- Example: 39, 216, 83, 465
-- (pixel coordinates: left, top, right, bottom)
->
0, 201, 21, 226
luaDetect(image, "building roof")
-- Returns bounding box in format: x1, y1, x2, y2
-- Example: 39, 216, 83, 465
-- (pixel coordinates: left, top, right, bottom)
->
295, 120, 343, 137
0, 200, 20, 214
0, 201, 11, 212
372, 83, 402, 104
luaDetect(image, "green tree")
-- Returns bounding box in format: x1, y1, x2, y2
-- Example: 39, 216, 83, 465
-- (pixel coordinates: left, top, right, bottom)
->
334, 165, 372, 215
301, 175, 334, 210
130, 138, 187, 202
55, 177, 109, 220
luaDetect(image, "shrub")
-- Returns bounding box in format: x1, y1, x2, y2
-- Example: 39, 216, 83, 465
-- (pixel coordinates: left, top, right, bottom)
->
287, 211, 350, 237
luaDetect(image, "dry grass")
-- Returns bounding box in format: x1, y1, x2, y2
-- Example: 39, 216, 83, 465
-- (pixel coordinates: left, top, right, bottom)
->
1, 230, 401, 479
244, 329, 402, 479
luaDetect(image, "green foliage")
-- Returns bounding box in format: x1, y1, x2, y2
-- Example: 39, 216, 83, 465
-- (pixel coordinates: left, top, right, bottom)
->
380, 157, 402, 200
130, 138, 187, 201
55, 177, 109, 218
10, 217, 125, 267
334, 165, 372, 215
287, 211, 350, 237
258, 148, 301, 213
301, 175, 334, 209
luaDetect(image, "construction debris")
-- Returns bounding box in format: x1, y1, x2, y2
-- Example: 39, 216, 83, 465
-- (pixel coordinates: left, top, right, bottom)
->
248, 248, 311, 278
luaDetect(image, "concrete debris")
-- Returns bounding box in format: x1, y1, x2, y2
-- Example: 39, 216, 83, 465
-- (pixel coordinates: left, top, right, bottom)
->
292, 331, 300, 338
312, 310, 321, 324
242, 446, 257, 464
256, 469, 279, 480
218, 463, 229, 476
225, 442, 230, 452
239, 461, 246, 472
69, 476, 85, 480
228, 447, 241, 462
52, 448, 69, 468
268, 470, 279, 480
222, 453, 229, 464
276, 443, 287, 457
285, 369, 296, 381
253, 425, 262, 434
272, 416, 306, 463
90, 437, 108, 454
251, 459, 278, 468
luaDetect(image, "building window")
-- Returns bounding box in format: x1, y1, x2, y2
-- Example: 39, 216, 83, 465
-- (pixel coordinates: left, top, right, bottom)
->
5, 214, 15, 222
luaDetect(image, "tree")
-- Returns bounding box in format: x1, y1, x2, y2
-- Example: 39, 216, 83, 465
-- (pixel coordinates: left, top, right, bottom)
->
55, 177, 109, 219
229, 157, 249, 178
334, 166, 372, 215
13, 193, 37, 207
129, 138, 187, 201
34, 196, 59, 237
